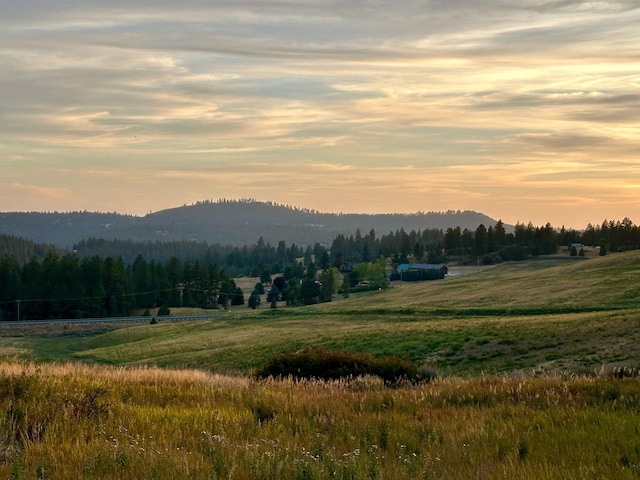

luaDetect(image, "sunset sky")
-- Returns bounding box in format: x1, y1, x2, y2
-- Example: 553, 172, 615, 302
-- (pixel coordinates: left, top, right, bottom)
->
1, 1, 638, 228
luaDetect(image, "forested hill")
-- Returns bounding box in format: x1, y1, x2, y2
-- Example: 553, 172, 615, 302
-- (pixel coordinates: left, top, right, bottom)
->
0, 200, 498, 248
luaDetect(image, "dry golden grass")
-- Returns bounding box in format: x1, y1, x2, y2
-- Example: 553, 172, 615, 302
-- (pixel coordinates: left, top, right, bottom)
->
1, 252, 638, 478
1, 360, 639, 479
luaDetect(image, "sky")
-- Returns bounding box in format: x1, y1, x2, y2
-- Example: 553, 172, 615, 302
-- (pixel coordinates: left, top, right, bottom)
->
1, 1, 638, 229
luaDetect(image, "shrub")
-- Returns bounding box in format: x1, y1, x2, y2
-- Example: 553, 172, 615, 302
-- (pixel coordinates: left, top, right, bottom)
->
256, 348, 425, 385
248, 291, 261, 310
482, 253, 502, 265
230, 287, 244, 306
157, 305, 170, 316
416, 363, 438, 383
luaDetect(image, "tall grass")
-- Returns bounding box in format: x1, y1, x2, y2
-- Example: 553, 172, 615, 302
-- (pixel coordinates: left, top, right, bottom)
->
2, 251, 639, 378
1, 361, 639, 479
16, 308, 633, 377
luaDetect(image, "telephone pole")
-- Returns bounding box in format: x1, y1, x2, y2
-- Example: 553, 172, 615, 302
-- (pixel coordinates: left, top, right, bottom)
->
16, 299, 20, 321
177, 284, 185, 307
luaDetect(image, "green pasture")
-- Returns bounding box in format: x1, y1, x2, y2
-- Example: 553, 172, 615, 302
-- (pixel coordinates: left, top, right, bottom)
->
0, 251, 639, 478
1, 250, 639, 376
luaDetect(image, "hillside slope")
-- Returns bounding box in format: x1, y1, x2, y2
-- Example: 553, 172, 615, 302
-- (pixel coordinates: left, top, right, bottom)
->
3, 251, 638, 376
331, 250, 640, 314
0, 200, 498, 247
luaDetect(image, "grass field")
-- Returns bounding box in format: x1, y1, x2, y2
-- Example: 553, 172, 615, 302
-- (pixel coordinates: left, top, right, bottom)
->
1, 361, 640, 479
1, 250, 639, 377
0, 250, 639, 478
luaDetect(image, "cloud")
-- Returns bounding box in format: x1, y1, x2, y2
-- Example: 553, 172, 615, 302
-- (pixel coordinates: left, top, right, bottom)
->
0, 183, 75, 211
1, 1, 638, 227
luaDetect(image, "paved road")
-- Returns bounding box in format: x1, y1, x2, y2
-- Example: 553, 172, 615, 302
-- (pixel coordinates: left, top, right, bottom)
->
0, 313, 231, 327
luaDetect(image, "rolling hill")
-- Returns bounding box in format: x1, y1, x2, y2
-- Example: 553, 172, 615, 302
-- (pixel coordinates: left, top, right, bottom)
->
1, 248, 638, 480
0, 199, 499, 248
2, 250, 638, 376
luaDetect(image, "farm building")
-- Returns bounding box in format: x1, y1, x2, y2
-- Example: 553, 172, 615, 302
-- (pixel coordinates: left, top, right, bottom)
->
392, 263, 448, 281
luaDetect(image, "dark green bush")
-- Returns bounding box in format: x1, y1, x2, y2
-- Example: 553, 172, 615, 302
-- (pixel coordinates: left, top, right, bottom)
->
256, 347, 427, 385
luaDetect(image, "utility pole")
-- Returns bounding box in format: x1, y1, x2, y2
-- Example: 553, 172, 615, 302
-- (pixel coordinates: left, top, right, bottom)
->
16, 299, 20, 321
177, 284, 184, 307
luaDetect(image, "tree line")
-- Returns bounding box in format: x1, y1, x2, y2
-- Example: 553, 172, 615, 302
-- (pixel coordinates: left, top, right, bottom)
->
8, 217, 637, 274
0, 253, 244, 321
0, 217, 638, 320
328, 218, 639, 266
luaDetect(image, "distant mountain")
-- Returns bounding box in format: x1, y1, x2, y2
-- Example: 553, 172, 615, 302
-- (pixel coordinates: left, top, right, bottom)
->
0, 200, 501, 248
0, 233, 62, 264
0, 211, 140, 249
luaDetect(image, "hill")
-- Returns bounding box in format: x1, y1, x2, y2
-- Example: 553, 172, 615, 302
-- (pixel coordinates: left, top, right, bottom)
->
2, 250, 638, 377
0, 252, 639, 478
0, 211, 139, 249
0, 199, 499, 248
0, 233, 62, 263
325, 250, 640, 314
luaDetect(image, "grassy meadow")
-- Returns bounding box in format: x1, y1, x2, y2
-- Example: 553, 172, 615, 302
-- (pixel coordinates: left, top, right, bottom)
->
0, 250, 639, 478
1, 361, 640, 479
2, 250, 639, 376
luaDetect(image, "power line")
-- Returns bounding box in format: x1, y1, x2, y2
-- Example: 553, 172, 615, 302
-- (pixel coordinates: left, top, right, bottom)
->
0, 283, 246, 309
0, 287, 176, 306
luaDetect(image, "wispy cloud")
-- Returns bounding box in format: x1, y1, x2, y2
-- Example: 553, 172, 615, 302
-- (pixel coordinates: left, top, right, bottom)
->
1, 1, 638, 227
0, 183, 76, 212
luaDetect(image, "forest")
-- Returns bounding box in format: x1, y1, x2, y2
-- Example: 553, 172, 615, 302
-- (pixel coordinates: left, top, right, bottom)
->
0, 217, 638, 321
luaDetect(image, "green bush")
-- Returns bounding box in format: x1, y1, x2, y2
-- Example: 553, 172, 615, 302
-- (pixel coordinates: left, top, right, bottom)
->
157, 305, 170, 316
256, 347, 426, 385
248, 291, 261, 310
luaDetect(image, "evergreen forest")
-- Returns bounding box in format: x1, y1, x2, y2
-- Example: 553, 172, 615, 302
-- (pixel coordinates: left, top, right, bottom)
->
0, 217, 638, 321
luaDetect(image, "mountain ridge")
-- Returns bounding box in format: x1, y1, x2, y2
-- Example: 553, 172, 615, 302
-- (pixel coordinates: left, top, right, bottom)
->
0, 199, 502, 248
